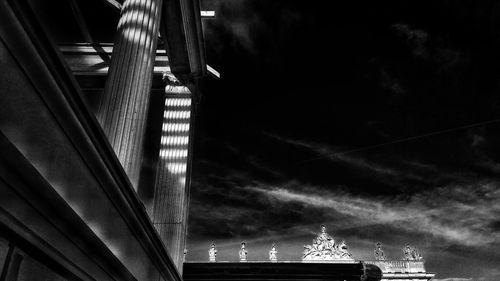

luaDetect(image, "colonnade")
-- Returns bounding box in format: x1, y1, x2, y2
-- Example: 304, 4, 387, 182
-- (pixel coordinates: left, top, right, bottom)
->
98, 0, 198, 273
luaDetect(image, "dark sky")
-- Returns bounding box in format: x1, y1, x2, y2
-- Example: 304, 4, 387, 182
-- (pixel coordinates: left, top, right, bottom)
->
188, 1, 500, 280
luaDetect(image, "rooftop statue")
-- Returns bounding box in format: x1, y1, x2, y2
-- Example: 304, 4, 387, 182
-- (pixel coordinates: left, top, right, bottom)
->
374, 242, 386, 260
269, 244, 278, 262
239, 242, 248, 262
402, 243, 422, 261
209, 243, 217, 262
302, 225, 354, 261
337, 240, 352, 259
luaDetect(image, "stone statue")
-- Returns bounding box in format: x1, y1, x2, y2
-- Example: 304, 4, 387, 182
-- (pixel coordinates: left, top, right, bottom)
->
302, 225, 354, 261
337, 240, 352, 259
239, 242, 248, 262
374, 242, 386, 260
318, 225, 335, 250
411, 245, 422, 260
269, 244, 278, 262
403, 243, 412, 260
402, 243, 422, 261
208, 243, 217, 262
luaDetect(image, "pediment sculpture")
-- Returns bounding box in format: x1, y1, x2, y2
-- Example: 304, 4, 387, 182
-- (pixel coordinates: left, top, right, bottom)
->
402, 243, 422, 261
302, 225, 354, 261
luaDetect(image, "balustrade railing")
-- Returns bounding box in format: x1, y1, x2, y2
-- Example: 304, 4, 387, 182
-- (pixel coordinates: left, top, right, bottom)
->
363, 260, 426, 273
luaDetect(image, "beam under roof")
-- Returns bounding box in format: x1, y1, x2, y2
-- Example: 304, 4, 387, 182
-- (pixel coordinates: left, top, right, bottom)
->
100, 0, 122, 10
99, 0, 215, 18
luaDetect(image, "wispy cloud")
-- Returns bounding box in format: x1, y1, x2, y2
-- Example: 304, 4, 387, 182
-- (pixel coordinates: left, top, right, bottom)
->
267, 133, 399, 175
193, 134, 500, 249
265, 133, 431, 184
251, 181, 500, 248
266, 133, 500, 188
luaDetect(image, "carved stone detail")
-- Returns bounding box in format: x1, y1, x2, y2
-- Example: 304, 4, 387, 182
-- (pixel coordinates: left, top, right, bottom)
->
302, 225, 354, 261
269, 244, 278, 262
374, 242, 386, 260
239, 242, 248, 262
209, 243, 217, 262
402, 243, 422, 261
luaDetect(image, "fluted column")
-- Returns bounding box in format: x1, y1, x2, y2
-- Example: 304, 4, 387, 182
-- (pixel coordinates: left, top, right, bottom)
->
153, 84, 194, 274
97, 0, 162, 190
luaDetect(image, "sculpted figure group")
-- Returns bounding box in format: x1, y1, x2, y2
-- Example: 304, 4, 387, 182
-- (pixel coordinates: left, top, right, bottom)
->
402, 243, 422, 261
302, 225, 353, 261
373, 242, 423, 261
207, 225, 424, 263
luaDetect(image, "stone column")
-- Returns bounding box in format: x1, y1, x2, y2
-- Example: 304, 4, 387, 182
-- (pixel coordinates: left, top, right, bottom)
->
97, 0, 162, 190
153, 83, 194, 274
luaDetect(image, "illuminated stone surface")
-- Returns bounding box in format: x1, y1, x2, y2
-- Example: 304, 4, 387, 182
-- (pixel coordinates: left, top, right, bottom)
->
208, 243, 217, 262
269, 244, 278, 262
152, 84, 193, 273
239, 242, 248, 262
302, 225, 354, 261
97, 0, 163, 190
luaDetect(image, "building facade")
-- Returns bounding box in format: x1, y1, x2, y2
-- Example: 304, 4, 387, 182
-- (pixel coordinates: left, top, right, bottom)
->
0, 0, 206, 279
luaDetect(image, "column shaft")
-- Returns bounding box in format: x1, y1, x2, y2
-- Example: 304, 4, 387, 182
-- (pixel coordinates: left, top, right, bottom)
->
97, 0, 162, 189
153, 86, 193, 274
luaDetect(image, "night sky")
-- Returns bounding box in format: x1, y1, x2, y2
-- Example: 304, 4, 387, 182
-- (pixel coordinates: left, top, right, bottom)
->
187, 1, 500, 280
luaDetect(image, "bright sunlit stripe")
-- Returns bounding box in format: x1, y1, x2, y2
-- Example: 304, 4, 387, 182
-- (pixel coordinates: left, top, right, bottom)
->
164, 111, 191, 119
168, 149, 188, 158
167, 163, 187, 174
165, 98, 191, 107
161, 136, 189, 145
163, 123, 190, 132
201, 10, 215, 17
159, 148, 188, 158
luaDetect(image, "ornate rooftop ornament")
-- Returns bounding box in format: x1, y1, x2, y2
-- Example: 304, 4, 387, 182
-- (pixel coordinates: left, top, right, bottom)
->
239, 242, 248, 262
402, 243, 422, 261
269, 244, 278, 262
208, 243, 217, 262
374, 242, 386, 260
302, 225, 354, 261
